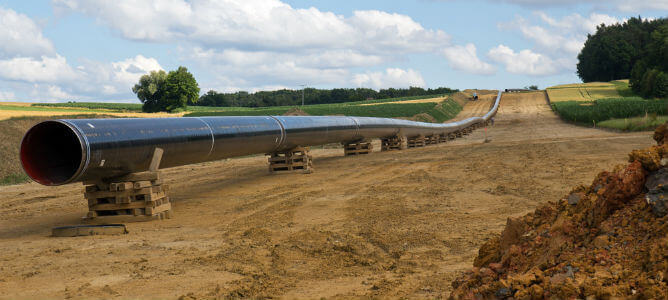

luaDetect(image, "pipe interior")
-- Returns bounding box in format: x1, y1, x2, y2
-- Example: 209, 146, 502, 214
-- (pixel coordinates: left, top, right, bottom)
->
20, 121, 83, 185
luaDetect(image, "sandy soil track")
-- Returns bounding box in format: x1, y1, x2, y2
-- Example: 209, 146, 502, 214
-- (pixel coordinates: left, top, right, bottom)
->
0, 92, 654, 299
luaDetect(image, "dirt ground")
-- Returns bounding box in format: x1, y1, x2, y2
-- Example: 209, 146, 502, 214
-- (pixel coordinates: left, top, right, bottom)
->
0, 91, 655, 299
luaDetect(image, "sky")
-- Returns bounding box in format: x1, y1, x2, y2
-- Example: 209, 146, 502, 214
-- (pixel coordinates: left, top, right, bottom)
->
0, 0, 666, 102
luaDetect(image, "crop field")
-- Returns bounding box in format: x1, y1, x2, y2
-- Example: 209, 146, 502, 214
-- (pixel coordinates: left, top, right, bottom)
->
551, 97, 668, 125
546, 81, 623, 102
185, 99, 462, 123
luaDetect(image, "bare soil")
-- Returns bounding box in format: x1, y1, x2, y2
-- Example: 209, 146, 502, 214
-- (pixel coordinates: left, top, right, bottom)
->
0, 92, 655, 299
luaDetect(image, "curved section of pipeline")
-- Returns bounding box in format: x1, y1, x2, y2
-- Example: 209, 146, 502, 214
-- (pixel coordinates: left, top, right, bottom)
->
20, 91, 501, 186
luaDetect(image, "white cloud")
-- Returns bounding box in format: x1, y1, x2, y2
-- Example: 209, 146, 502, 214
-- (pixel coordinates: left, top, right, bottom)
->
442, 44, 496, 75
0, 7, 55, 58
501, 12, 621, 56
0, 55, 79, 83
353, 68, 426, 89
488, 45, 567, 76
53, 0, 450, 54
443, 0, 668, 12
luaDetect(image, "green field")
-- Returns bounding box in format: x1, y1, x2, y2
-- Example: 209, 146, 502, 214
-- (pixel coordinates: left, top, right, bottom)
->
30, 94, 451, 113
551, 97, 668, 125
546, 81, 622, 102
598, 115, 668, 131
185, 97, 462, 123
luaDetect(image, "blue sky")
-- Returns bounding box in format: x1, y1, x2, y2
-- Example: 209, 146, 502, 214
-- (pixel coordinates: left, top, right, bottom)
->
0, 0, 666, 102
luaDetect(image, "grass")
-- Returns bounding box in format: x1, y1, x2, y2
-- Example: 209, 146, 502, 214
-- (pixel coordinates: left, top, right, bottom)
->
598, 115, 668, 131
0, 173, 29, 186
546, 81, 621, 102
186, 97, 463, 123
551, 97, 668, 125
26, 94, 452, 113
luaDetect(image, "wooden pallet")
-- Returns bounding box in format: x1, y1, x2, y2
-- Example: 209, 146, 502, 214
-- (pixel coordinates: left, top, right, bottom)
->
407, 136, 426, 148
344, 141, 373, 155
268, 146, 313, 173
82, 172, 173, 224
426, 135, 439, 145
381, 136, 405, 151
438, 134, 449, 143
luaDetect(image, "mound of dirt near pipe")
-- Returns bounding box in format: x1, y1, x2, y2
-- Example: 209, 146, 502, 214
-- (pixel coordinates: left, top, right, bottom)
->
449, 124, 668, 299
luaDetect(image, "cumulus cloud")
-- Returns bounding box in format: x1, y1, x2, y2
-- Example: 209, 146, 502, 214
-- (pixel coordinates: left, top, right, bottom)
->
488, 45, 569, 76
53, 0, 449, 54
442, 44, 496, 75
353, 68, 426, 89
489, 12, 622, 76
0, 6, 164, 101
0, 7, 55, 58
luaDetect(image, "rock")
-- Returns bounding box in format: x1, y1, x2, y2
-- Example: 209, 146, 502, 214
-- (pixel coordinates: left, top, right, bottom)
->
529, 284, 544, 300
592, 235, 610, 248
474, 236, 501, 268
654, 122, 668, 145
500, 217, 528, 253
646, 192, 668, 217
489, 262, 504, 273
495, 287, 512, 299
568, 193, 582, 205
645, 168, 668, 190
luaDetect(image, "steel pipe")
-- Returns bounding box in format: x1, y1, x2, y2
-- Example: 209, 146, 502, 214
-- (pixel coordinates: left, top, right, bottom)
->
20, 92, 501, 186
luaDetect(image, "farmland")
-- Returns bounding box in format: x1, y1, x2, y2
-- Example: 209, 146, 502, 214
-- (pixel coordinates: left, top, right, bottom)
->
546, 80, 625, 102
547, 80, 668, 131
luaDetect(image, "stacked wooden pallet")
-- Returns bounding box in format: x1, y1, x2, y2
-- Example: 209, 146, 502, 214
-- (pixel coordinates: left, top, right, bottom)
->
426, 135, 439, 145
344, 141, 373, 155
268, 146, 313, 173
407, 136, 426, 148
83, 171, 172, 224
381, 136, 404, 151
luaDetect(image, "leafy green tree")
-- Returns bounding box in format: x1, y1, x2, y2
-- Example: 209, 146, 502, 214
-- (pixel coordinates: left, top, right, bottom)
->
163, 66, 200, 112
132, 66, 199, 112
132, 70, 167, 112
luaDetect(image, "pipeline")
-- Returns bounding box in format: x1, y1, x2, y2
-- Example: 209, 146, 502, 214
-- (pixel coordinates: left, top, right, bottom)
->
20, 91, 501, 186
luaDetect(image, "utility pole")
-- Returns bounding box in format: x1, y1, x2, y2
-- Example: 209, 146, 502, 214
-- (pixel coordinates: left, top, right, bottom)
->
299, 84, 306, 106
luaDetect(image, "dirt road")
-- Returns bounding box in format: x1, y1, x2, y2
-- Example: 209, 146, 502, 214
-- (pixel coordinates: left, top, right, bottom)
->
0, 92, 654, 299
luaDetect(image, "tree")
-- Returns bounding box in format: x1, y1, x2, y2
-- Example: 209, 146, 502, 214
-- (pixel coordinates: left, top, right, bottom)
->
132, 66, 199, 112
132, 70, 167, 112
163, 66, 199, 112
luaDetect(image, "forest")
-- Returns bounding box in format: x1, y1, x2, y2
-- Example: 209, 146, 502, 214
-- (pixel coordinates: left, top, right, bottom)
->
577, 17, 668, 98
191, 86, 457, 107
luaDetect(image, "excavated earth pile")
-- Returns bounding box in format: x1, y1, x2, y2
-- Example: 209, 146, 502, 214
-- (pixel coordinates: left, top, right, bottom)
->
450, 124, 668, 299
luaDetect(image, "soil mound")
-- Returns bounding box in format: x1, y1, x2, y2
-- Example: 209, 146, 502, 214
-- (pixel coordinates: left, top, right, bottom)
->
450, 124, 668, 299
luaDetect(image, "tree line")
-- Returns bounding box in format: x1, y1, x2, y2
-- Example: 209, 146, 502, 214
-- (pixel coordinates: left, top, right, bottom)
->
132, 67, 457, 112
193, 86, 458, 107
577, 17, 668, 98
